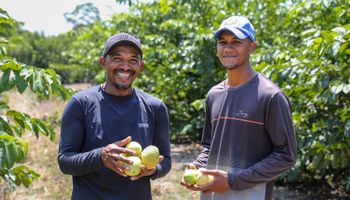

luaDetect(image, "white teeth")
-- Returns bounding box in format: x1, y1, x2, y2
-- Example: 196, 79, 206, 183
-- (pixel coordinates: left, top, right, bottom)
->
116, 72, 130, 78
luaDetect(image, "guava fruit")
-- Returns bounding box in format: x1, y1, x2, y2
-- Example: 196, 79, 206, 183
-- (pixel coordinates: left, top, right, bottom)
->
126, 141, 142, 156
124, 156, 141, 176
183, 169, 201, 185
196, 173, 214, 186
141, 145, 160, 169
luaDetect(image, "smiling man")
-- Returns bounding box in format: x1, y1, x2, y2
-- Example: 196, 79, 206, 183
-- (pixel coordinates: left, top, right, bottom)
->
58, 33, 171, 200
180, 16, 297, 200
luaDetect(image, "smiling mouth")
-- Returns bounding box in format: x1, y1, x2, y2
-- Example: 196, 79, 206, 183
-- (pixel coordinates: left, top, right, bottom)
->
117, 71, 131, 78
114, 69, 134, 79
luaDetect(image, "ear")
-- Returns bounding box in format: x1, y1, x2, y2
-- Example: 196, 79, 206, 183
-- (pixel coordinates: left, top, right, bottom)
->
140, 61, 145, 70
99, 56, 106, 69
248, 42, 257, 54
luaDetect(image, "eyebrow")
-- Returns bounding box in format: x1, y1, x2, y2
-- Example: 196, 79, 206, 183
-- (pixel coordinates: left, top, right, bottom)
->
109, 52, 140, 59
217, 37, 242, 42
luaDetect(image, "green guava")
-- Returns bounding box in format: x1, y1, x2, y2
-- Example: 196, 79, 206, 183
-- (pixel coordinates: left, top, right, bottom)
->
141, 145, 160, 169
196, 173, 214, 186
124, 156, 141, 176
126, 141, 142, 156
183, 169, 201, 185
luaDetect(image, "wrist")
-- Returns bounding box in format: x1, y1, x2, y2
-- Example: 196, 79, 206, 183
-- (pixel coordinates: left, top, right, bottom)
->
227, 168, 238, 190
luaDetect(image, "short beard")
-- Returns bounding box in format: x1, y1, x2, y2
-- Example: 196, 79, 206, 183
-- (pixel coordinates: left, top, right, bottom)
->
113, 83, 131, 90
223, 64, 238, 70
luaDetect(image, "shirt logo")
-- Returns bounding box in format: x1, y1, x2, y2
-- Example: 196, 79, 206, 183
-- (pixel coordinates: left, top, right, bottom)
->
235, 110, 248, 118
138, 123, 149, 128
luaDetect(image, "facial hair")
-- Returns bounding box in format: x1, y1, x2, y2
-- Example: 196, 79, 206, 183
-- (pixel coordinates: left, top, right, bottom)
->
113, 82, 131, 90
112, 68, 135, 90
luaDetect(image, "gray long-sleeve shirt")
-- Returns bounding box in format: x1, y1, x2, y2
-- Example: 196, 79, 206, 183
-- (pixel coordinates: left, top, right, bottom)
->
58, 86, 171, 200
194, 73, 297, 200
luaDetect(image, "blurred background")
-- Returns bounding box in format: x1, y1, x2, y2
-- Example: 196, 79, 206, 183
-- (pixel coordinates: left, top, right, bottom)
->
0, 0, 349, 199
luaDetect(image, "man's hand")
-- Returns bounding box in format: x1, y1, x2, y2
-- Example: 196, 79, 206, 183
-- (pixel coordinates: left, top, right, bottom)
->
130, 156, 164, 181
102, 136, 137, 177
180, 168, 230, 193
180, 163, 199, 189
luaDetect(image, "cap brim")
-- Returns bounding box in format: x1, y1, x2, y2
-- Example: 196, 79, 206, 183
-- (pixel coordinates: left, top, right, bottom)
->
214, 27, 248, 40
104, 40, 143, 58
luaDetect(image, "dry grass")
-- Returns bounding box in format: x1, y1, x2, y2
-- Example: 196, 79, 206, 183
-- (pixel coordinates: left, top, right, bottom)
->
1, 85, 201, 200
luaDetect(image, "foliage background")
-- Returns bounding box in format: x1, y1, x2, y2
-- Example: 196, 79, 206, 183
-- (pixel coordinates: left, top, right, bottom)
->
1, 0, 349, 197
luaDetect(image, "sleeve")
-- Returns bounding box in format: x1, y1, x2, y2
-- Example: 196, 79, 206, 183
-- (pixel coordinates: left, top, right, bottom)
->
57, 97, 104, 176
193, 98, 211, 169
228, 92, 297, 190
150, 101, 172, 180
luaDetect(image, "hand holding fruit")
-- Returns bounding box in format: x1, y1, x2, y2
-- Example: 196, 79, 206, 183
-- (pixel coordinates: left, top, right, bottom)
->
129, 145, 164, 180
102, 136, 137, 177
181, 168, 214, 187
180, 167, 230, 193
105, 138, 163, 180
188, 169, 229, 193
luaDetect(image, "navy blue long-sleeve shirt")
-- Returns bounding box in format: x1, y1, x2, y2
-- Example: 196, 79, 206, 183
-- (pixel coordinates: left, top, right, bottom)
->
58, 85, 171, 200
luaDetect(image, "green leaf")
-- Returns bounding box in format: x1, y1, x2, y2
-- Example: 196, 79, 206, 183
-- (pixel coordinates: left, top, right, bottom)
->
332, 41, 341, 56
30, 120, 39, 139
0, 101, 9, 111
1, 141, 14, 168
332, 27, 346, 35
331, 84, 343, 94
0, 115, 14, 135
14, 71, 27, 93
0, 69, 11, 92
191, 99, 205, 111
11, 165, 40, 188
342, 84, 350, 94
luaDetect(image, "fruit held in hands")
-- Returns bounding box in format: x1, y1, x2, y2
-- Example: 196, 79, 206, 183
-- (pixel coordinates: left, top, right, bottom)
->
124, 156, 141, 176
141, 145, 160, 169
183, 169, 201, 185
126, 141, 142, 156
196, 173, 214, 186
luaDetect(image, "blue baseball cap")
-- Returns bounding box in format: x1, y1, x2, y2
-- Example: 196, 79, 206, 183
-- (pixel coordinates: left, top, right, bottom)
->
214, 16, 256, 41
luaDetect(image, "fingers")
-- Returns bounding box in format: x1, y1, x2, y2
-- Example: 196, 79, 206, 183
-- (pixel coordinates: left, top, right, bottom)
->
187, 163, 197, 170
115, 136, 132, 147
110, 164, 128, 177
180, 182, 201, 191
199, 169, 219, 175
102, 158, 129, 177
158, 155, 164, 162
117, 147, 137, 157
129, 165, 156, 181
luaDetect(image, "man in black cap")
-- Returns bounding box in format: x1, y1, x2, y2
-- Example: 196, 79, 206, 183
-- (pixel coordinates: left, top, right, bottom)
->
58, 32, 171, 200
181, 16, 297, 200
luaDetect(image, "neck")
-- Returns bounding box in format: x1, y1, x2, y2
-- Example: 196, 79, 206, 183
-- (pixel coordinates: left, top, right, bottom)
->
101, 82, 133, 96
225, 65, 257, 87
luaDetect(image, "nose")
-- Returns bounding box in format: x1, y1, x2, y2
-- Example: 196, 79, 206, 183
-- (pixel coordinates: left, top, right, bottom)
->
224, 45, 235, 52
117, 61, 130, 69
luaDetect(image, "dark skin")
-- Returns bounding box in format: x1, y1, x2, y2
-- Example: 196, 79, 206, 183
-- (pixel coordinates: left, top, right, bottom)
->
101, 136, 164, 180
180, 165, 230, 193
180, 31, 257, 192
99, 45, 163, 180
99, 45, 144, 96
216, 30, 257, 87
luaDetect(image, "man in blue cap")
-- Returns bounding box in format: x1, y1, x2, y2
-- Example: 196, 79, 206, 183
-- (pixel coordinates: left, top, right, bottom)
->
58, 32, 171, 199
181, 16, 297, 200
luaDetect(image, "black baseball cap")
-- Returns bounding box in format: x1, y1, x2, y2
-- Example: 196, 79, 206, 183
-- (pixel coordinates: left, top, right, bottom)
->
102, 32, 143, 58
